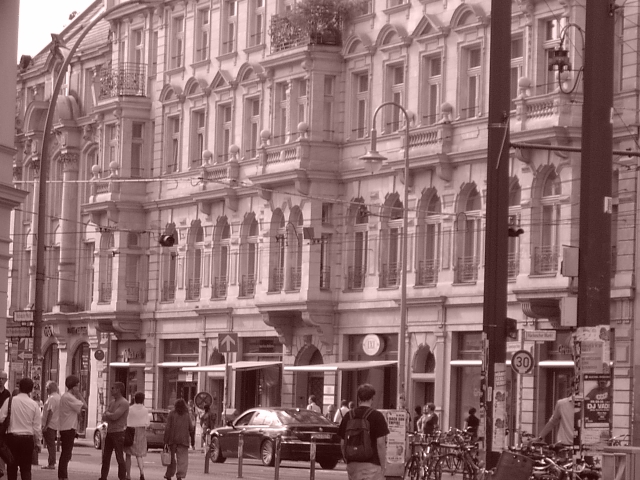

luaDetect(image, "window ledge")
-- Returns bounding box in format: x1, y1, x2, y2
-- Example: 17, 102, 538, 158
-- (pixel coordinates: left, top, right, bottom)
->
185, 298, 201, 302
377, 286, 400, 291
160, 300, 175, 304
452, 282, 478, 286
190, 59, 211, 69
216, 51, 238, 62
528, 273, 558, 278
244, 44, 266, 55
342, 288, 365, 293
383, 3, 411, 16
209, 297, 226, 301
414, 284, 437, 288
352, 13, 375, 24
165, 66, 186, 76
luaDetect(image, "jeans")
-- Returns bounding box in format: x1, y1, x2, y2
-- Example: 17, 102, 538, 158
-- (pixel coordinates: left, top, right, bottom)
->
43, 427, 57, 467
6, 434, 34, 480
58, 429, 76, 480
100, 431, 126, 480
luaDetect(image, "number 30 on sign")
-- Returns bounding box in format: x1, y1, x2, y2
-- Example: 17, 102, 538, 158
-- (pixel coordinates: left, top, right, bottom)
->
511, 350, 534, 375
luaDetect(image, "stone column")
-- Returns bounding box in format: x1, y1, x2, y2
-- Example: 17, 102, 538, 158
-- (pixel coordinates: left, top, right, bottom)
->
57, 152, 79, 310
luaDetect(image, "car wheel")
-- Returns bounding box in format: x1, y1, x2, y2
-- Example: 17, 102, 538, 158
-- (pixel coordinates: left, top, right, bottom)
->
209, 438, 226, 463
318, 458, 339, 470
93, 431, 102, 450
260, 439, 275, 467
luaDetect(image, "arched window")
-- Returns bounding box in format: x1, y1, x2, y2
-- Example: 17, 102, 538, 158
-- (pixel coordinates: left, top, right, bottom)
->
161, 228, 178, 302
239, 214, 259, 297
186, 222, 204, 300
268, 210, 286, 292
346, 199, 368, 290
532, 168, 561, 274
454, 184, 482, 283
71, 342, 91, 434
42, 343, 59, 393
287, 208, 304, 291
212, 217, 231, 298
508, 178, 522, 279
98, 232, 114, 302
416, 190, 441, 285
380, 195, 404, 288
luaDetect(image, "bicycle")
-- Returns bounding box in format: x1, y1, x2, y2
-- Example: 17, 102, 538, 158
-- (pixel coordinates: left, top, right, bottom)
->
435, 432, 492, 480
404, 433, 446, 480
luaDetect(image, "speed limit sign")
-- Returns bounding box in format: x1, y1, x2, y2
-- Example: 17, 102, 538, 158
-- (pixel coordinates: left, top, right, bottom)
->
511, 350, 534, 375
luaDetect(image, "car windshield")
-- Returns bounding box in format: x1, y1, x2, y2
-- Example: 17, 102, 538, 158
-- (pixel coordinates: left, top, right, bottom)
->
275, 409, 333, 425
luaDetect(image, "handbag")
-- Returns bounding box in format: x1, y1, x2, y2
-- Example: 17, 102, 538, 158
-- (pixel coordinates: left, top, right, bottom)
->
124, 426, 135, 447
0, 398, 15, 466
161, 445, 172, 466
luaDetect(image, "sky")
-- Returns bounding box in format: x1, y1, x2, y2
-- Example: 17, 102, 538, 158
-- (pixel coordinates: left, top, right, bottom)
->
17, 0, 96, 60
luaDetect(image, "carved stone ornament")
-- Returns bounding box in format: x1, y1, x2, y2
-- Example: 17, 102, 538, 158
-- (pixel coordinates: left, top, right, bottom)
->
59, 152, 79, 166
13, 165, 22, 181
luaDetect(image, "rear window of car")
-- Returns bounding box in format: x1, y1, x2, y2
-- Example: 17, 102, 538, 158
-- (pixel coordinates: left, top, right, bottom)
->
276, 410, 333, 425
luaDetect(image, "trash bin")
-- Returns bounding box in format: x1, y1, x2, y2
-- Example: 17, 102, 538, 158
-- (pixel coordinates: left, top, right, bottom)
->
603, 446, 640, 480
492, 451, 534, 480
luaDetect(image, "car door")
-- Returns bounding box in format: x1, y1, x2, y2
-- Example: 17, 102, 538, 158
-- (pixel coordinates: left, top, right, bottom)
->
243, 410, 273, 458
219, 411, 255, 457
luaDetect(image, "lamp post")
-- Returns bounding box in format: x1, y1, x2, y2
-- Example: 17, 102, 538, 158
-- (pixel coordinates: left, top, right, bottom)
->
33, 0, 162, 366
359, 102, 410, 405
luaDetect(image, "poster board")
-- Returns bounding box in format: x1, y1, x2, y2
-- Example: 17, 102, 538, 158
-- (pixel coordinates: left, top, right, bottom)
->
380, 409, 409, 477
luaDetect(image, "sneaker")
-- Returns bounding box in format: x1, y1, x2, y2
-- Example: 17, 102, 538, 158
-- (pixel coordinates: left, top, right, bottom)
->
42, 465, 56, 470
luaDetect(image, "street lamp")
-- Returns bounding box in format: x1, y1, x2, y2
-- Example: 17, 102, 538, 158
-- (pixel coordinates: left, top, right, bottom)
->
32, 0, 162, 366
359, 102, 410, 406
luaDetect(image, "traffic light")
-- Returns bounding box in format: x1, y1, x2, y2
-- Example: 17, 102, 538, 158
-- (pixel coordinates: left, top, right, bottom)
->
158, 234, 175, 247
508, 227, 525, 237
506, 317, 518, 340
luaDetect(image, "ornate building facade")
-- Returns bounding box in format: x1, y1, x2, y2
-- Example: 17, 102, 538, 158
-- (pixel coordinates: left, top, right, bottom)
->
10, 0, 640, 443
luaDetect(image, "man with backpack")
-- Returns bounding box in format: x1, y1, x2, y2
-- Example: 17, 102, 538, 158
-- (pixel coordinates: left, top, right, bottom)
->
337, 384, 390, 480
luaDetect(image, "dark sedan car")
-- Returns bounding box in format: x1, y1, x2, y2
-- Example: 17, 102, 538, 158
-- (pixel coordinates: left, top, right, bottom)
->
208, 407, 342, 469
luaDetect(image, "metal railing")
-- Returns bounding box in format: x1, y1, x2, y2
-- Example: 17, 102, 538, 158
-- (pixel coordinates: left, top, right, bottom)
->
320, 267, 331, 290
290, 266, 302, 290
380, 262, 400, 288
416, 259, 439, 286
239, 274, 255, 297
99, 62, 146, 99
186, 278, 201, 300
455, 256, 479, 283
213, 276, 227, 298
507, 252, 520, 279
346, 265, 366, 290
125, 282, 140, 303
269, 267, 284, 292
162, 281, 176, 302
533, 245, 558, 274
99, 282, 112, 302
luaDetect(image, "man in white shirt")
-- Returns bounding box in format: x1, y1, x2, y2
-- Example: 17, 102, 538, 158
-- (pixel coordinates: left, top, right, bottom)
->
58, 375, 87, 480
0, 377, 43, 480
41, 381, 61, 470
334, 399, 350, 424
536, 396, 575, 445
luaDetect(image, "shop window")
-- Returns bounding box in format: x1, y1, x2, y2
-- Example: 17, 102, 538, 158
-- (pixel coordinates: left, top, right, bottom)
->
450, 332, 482, 429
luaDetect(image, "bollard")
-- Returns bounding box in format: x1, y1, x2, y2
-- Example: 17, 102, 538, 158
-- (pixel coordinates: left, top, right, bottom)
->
273, 435, 282, 480
237, 432, 244, 478
204, 444, 211, 474
309, 436, 317, 480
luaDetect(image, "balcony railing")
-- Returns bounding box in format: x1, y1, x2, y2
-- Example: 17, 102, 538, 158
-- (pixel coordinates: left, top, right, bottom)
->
346, 266, 366, 290
507, 252, 520, 280
533, 245, 559, 275
162, 281, 176, 302
320, 267, 331, 290
186, 279, 201, 300
454, 256, 479, 283
126, 282, 140, 303
380, 263, 400, 288
269, 268, 285, 292
99, 63, 146, 99
213, 276, 227, 299
240, 274, 255, 297
269, 11, 343, 53
290, 266, 302, 291
99, 282, 112, 303
416, 259, 439, 286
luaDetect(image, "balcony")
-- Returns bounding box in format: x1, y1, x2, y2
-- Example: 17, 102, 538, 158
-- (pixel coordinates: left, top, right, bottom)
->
380, 263, 400, 288
125, 282, 140, 303
99, 63, 146, 99
532, 245, 559, 275
454, 256, 479, 283
99, 282, 112, 303
162, 281, 176, 302
240, 274, 255, 297
269, 268, 285, 292
416, 259, 439, 286
186, 279, 201, 300
269, 8, 343, 54
213, 277, 227, 299
320, 267, 331, 290
346, 266, 366, 290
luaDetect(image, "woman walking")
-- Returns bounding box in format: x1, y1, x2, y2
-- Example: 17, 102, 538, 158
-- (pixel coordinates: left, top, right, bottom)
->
164, 399, 194, 480
125, 392, 150, 480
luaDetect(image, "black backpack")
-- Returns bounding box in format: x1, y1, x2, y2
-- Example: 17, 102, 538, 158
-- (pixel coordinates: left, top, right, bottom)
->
344, 407, 374, 462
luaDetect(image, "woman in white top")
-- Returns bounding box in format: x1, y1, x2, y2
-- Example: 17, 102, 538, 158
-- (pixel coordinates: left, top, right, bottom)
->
125, 392, 150, 480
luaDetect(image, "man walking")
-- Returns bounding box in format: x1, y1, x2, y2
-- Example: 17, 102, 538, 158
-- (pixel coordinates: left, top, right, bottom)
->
338, 384, 389, 480
58, 375, 87, 480
41, 381, 61, 470
0, 371, 11, 477
99, 382, 129, 480
0, 378, 42, 480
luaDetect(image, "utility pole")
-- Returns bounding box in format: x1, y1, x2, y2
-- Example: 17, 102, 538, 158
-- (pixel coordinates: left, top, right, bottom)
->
577, 0, 614, 328
483, 0, 511, 469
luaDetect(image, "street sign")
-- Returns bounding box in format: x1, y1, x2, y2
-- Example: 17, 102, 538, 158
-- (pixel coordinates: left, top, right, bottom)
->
17, 337, 33, 360
511, 350, 534, 375
13, 310, 34, 325
219, 332, 238, 353
524, 330, 557, 342
6, 326, 33, 338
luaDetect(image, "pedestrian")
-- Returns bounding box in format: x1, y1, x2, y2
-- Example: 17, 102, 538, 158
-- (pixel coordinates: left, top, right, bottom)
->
421, 403, 439, 436
326, 404, 337, 422
535, 396, 574, 445
307, 395, 321, 414
164, 398, 194, 480
0, 377, 42, 480
412, 406, 422, 433
348, 401, 356, 409
187, 400, 196, 450
58, 375, 87, 480
125, 392, 149, 480
464, 407, 480, 441
99, 382, 130, 480
337, 384, 390, 480
199, 405, 216, 450
0, 371, 12, 477
334, 399, 349, 424
41, 381, 61, 470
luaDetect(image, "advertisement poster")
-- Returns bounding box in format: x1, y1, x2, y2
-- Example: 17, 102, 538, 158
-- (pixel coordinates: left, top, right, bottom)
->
584, 374, 611, 426
380, 410, 408, 477
492, 364, 507, 452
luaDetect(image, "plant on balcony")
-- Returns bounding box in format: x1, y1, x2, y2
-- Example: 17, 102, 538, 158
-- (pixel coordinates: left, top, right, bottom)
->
270, 0, 368, 51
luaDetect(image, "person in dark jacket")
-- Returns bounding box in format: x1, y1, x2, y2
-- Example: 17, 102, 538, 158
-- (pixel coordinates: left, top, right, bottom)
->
164, 399, 194, 480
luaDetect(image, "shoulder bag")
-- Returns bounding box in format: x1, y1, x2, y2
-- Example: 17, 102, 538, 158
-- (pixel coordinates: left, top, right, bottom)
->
0, 398, 15, 466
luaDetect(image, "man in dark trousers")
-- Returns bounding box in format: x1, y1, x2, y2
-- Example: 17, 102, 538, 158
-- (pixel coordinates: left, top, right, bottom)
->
99, 382, 129, 480
0, 371, 11, 476
337, 384, 389, 480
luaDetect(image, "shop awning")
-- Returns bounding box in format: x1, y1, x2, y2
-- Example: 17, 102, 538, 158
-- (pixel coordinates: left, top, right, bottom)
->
284, 360, 397, 372
109, 362, 146, 368
182, 361, 282, 372
158, 362, 198, 368
449, 360, 482, 366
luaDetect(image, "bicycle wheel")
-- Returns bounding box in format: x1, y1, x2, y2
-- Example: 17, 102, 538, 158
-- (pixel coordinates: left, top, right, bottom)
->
404, 456, 421, 480
424, 455, 442, 480
435, 454, 459, 478
445, 452, 464, 473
